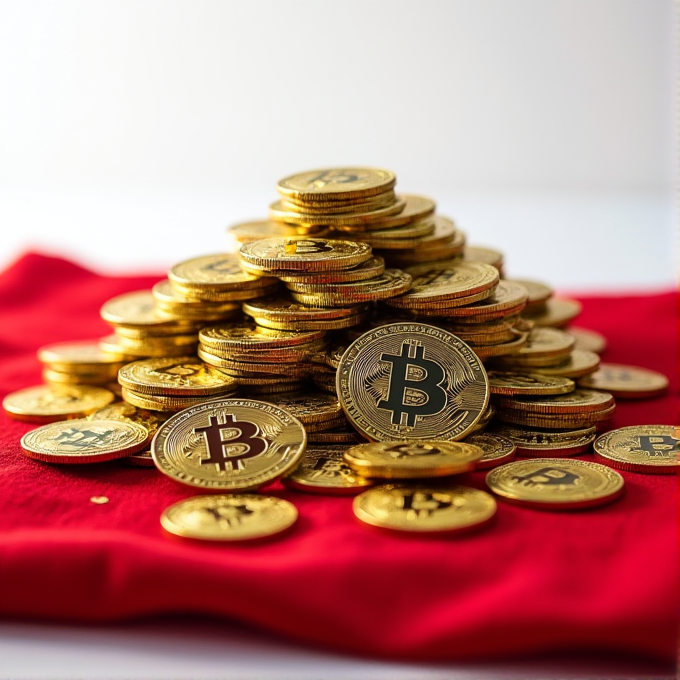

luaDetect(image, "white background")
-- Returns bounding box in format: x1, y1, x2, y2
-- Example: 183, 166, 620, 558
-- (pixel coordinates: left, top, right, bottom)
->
0, 2, 676, 679
0, 0, 676, 291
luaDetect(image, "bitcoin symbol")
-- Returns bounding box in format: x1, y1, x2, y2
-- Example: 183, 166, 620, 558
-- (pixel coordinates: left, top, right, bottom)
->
401, 491, 453, 518
310, 456, 348, 479
194, 414, 268, 471
203, 504, 253, 527
289, 239, 333, 254
637, 435, 680, 457
54, 428, 114, 448
154, 363, 202, 378
384, 443, 441, 458
307, 169, 362, 187
511, 467, 579, 487
377, 341, 447, 428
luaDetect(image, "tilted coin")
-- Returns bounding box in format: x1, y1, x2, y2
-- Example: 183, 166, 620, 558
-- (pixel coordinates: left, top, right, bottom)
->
495, 405, 615, 430
199, 322, 325, 350
466, 332, 529, 360
491, 424, 597, 457
578, 364, 669, 399
268, 392, 342, 424
353, 484, 497, 533
21, 418, 149, 464
279, 190, 396, 215
344, 440, 483, 479
463, 432, 516, 470
244, 297, 369, 322
495, 388, 614, 415
100, 290, 199, 329
37, 340, 133, 368
117, 357, 238, 396
335, 195, 436, 232
3, 385, 115, 423
486, 458, 624, 509
121, 387, 220, 413
566, 327, 607, 354
277, 167, 396, 202
152, 280, 244, 317
463, 246, 504, 270
308, 427, 362, 444
160, 494, 298, 541
491, 327, 575, 366
348, 217, 435, 244
528, 350, 601, 379
42, 367, 119, 386
277, 255, 385, 285
487, 371, 575, 396
507, 279, 553, 306
200, 339, 326, 364
269, 197, 406, 227
168, 253, 277, 291
151, 398, 307, 491
227, 219, 330, 243
99, 334, 197, 359
523, 298, 582, 327
283, 444, 373, 494
239, 238, 372, 272
593, 425, 679, 474
87, 401, 170, 436
336, 322, 489, 441
249, 313, 370, 332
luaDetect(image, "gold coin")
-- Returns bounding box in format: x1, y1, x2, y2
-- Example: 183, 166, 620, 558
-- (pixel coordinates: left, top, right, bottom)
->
199, 322, 325, 351
269, 196, 406, 227
277, 255, 385, 285
496, 388, 614, 415
3, 384, 115, 423
353, 484, 497, 533
593, 425, 679, 474
42, 366, 121, 386
496, 405, 615, 430
308, 428, 361, 444
344, 440, 483, 479
21, 418, 149, 463
289, 270, 412, 307
244, 297, 369, 321
37, 340, 132, 368
348, 218, 435, 245
151, 398, 307, 490
472, 332, 529, 360
529, 350, 601, 379
268, 393, 342, 425
566, 327, 607, 354
239, 238, 372, 272
277, 167, 396, 202
463, 432, 516, 470
463, 246, 504, 269
169, 253, 277, 291
507, 279, 553, 306
101, 290, 196, 329
385, 261, 499, 310
199, 339, 326, 364
227, 219, 327, 243
491, 327, 575, 367
153, 280, 244, 317
491, 424, 597, 457
337, 322, 489, 441
160, 494, 297, 541
121, 387, 218, 413
334, 195, 437, 232
278, 191, 397, 215
197, 348, 312, 377
523, 298, 582, 328
118, 357, 238, 396
87, 401, 170, 436
486, 458, 624, 509
99, 334, 197, 359
283, 444, 373, 494
578, 364, 669, 399
119, 450, 156, 467
487, 371, 575, 396
249, 313, 370, 332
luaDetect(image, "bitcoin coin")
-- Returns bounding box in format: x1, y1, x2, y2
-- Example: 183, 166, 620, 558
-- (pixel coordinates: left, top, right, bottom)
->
87, 401, 170, 436
487, 371, 575, 396
239, 238, 372, 272
496, 388, 614, 415
160, 494, 298, 541
336, 322, 489, 441
284, 444, 373, 494
119, 450, 156, 467
463, 432, 516, 470
463, 246, 504, 270
353, 484, 497, 533
270, 196, 406, 227
491, 327, 575, 367
121, 387, 219, 413
37, 340, 132, 368
336, 195, 436, 232
270, 393, 342, 425
578, 364, 669, 399
227, 219, 330, 243
151, 398, 307, 491
169, 253, 277, 291
508, 279, 553, 306
523, 298, 582, 327
529, 350, 601, 379
344, 440, 483, 479
472, 332, 529, 359
308, 427, 362, 444
3, 385, 115, 423
593, 425, 679, 474
101, 290, 199, 329
199, 322, 325, 351
277, 168, 396, 202
152, 280, 244, 317
567, 327, 607, 354
21, 418, 149, 463
117, 357, 238, 396
277, 255, 385, 285
486, 458, 624, 509
348, 217, 435, 244
491, 424, 596, 457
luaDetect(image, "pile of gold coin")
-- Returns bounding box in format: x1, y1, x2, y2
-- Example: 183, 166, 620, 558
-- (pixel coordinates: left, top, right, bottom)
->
3, 165, 675, 542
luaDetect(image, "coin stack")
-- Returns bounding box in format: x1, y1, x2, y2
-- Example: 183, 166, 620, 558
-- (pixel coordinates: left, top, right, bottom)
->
38, 340, 132, 389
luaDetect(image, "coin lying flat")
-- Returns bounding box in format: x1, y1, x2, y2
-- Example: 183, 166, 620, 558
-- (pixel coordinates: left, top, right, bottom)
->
37, 340, 133, 368
353, 484, 497, 533
21, 418, 149, 464
593, 425, 679, 474
491, 424, 596, 457
529, 350, 601, 379
3, 385, 115, 423
270, 393, 342, 425
578, 364, 669, 399
523, 298, 582, 327
463, 432, 516, 470
100, 290, 201, 329
277, 167, 396, 202
344, 440, 483, 479
284, 444, 373, 494
169, 253, 276, 291
567, 327, 607, 354
87, 401, 170, 436
151, 398, 307, 491
336, 322, 489, 442
160, 494, 298, 541
487, 371, 575, 396
496, 388, 615, 415
486, 458, 624, 509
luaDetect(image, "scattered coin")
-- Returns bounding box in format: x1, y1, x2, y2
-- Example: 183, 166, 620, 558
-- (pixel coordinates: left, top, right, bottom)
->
593, 425, 679, 474
578, 364, 669, 399
3, 385, 115, 423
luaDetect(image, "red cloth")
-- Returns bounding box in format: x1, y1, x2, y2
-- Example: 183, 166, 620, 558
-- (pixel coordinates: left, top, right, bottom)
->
0, 253, 677, 663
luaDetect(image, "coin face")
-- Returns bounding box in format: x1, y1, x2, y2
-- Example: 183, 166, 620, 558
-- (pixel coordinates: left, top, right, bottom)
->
169, 253, 275, 290
239, 238, 372, 272
336, 323, 489, 441
87, 401, 170, 436
284, 445, 373, 494
353, 484, 497, 533
593, 425, 680, 474
117, 357, 238, 396
37, 340, 132, 366
463, 432, 516, 470
277, 167, 396, 201
3, 385, 115, 423
160, 494, 298, 541
578, 364, 669, 399
151, 398, 307, 490
343, 440, 483, 479
487, 371, 575, 396
486, 458, 624, 509
21, 418, 149, 463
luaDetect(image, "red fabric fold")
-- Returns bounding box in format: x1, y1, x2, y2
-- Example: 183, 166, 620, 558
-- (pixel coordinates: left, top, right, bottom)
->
0, 253, 677, 662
